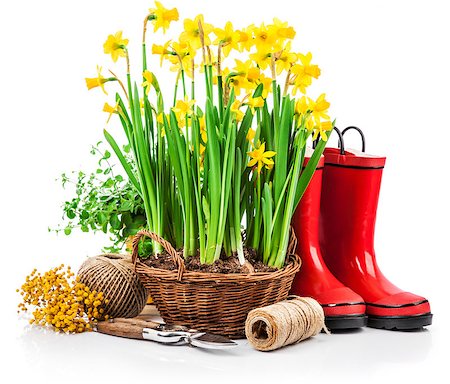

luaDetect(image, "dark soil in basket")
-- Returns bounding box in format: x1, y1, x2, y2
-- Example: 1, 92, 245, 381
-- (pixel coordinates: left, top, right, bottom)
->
141, 247, 277, 274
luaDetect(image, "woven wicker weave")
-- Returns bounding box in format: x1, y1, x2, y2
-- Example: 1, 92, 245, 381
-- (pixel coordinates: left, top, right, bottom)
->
131, 230, 301, 338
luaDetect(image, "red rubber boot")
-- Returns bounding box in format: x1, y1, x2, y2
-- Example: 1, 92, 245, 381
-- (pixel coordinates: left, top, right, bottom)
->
319, 143, 433, 330
290, 154, 367, 330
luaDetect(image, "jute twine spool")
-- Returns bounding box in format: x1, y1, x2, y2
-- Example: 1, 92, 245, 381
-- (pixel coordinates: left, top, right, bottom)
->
78, 254, 148, 318
245, 296, 328, 351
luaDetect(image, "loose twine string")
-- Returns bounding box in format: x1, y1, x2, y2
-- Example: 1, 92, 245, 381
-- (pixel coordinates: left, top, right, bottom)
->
245, 296, 329, 351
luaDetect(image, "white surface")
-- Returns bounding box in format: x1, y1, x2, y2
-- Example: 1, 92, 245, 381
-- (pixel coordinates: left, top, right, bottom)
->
1, 0, 449, 382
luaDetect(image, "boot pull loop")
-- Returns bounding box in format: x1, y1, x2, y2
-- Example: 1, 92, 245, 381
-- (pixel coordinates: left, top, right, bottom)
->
342, 126, 366, 153
312, 126, 345, 155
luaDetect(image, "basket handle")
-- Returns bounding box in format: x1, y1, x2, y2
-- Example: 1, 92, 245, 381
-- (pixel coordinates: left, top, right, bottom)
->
131, 230, 185, 281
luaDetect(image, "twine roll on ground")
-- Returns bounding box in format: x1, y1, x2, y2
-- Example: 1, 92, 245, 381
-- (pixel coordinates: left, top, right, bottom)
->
245, 296, 328, 351
78, 254, 148, 318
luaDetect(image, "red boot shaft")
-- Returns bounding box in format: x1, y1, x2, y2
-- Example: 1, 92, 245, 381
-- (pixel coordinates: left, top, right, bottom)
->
319, 148, 432, 329
291, 154, 366, 329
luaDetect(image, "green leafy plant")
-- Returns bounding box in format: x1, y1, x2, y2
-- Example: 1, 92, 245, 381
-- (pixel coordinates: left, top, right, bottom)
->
52, 143, 147, 253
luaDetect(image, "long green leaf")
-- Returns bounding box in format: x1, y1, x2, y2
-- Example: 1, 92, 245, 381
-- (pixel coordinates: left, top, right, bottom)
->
103, 129, 141, 195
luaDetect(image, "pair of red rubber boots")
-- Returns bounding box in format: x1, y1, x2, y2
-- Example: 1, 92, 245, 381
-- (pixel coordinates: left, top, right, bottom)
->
291, 127, 432, 330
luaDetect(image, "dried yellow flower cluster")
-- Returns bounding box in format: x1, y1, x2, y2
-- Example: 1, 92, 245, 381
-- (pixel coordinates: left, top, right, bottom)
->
17, 264, 109, 333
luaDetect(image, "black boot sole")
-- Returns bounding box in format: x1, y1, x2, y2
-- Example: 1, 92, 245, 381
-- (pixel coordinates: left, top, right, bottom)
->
368, 313, 433, 330
325, 314, 368, 330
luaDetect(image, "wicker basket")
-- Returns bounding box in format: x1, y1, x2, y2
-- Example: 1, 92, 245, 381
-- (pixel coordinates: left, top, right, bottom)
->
131, 230, 301, 338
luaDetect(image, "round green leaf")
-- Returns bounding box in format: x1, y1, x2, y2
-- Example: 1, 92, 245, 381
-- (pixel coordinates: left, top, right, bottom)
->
110, 213, 122, 230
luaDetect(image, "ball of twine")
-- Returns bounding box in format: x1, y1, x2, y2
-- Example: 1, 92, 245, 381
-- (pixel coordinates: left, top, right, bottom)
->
77, 254, 148, 318
245, 296, 328, 351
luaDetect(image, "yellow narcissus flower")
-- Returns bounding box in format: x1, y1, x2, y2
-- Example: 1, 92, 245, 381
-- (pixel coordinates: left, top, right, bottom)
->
305, 117, 315, 132
103, 102, 118, 124
157, 113, 165, 124
228, 75, 252, 96
230, 100, 245, 122
149, 1, 179, 33
156, 113, 167, 136
103, 31, 129, 62
213, 21, 241, 56
249, 50, 272, 70
295, 96, 312, 116
172, 97, 195, 127
237, 30, 251, 52
246, 96, 265, 114
274, 42, 298, 75
180, 14, 213, 50
199, 115, 207, 144
310, 93, 330, 123
270, 18, 296, 40
257, 73, 273, 99
246, 128, 256, 142
248, 142, 276, 174
234, 59, 260, 80
85, 66, 113, 94
312, 120, 332, 141
167, 41, 195, 73
228, 60, 260, 95
250, 23, 278, 53
142, 70, 154, 95
152, 40, 174, 66
290, 52, 321, 94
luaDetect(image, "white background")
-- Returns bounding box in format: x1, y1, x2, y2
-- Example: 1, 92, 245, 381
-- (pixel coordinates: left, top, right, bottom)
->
1, 0, 448, 383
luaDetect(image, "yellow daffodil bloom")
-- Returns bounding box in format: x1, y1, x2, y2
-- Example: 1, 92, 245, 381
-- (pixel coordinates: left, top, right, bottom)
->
249, 50, 272, 70
270, 18, 296, 40
290, 52, 321, 94
228, 75, 252, 96
250, 23, 278, 53
172, 97, 195, 127
213, 21, 241, 56
312, 120, 332, 141
152, 40, 173, 66
142, 70, 154, 95
295, 96, 312, 116
246, 128, 256, 142
103, 102, 118, 124
149, 1, 179, 33
199, 116, 207, 143
180, 14, 213, 50
85, 66, 113, 94
257, 73, 273, 99
311, 93, 330, 123
237, 30, 251, 52
274, 42, 298, 75
305, 117, 315, 132
166, 41, 195, 75
156, 113, 167, 137
247, 142, 276, 174
228, 60, 260, 94
103, 31, 129, 62
230, 100, 245, 122
298, 53, 321, 77
247, 96, 265, 114
234, 60, 260, 80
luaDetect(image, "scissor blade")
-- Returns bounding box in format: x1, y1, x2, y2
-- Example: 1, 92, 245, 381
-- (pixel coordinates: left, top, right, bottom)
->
188, 332, 238, 349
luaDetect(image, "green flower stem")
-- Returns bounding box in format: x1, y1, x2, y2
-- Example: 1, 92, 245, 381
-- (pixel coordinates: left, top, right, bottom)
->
251, 174, 262, 251
181, 69, 187, 98
217, 75, 224, 122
